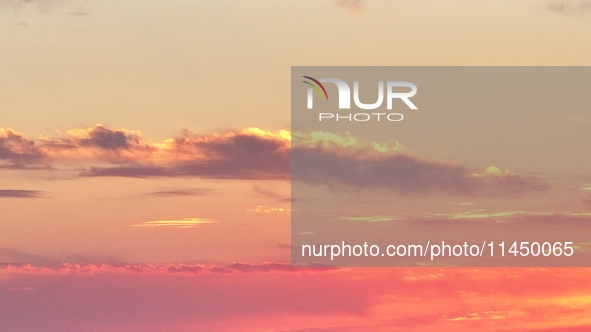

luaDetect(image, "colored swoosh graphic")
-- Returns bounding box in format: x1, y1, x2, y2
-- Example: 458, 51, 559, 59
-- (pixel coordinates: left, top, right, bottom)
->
302, 81, 324, 98
302, 76, 329, 99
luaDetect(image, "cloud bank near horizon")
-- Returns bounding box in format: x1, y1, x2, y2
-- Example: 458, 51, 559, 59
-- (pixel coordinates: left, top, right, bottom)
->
2, 264, 591, 332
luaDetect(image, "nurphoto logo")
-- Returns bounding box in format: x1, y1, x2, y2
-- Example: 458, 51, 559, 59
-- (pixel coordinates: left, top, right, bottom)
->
302, 76, 418, 122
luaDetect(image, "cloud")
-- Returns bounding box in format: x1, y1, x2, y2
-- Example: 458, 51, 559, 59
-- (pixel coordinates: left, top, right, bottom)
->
1, 126, 548, 195
253, 184, 291, 201
247, 205, 290, 213
144, 188, 211, 197
0, 263, 366, 332
0, 128, 45, 168
133, 218, 218, 229
66, 11, 89, 17
3, 265, 591, 331
76, 125, 138, 150
9, 286, 34, 292
0, 0, 69, 13
520, 326, 591, 332
0, 190, 43, 198
548, 117, 591, 124
226, 262, 337, 273
2, 125, 288, 179
293, 145, 548, 195
547, 0, 591, 15
0, 248, 63, 266
72, 126, 291, 179
335, 0, 364, 13
1, 262, 338, 276
81, 165, 170, 177
406, 211, 591, 230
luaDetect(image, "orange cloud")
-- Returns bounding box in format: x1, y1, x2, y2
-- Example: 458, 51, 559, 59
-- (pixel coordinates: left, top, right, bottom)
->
247, 205, 290, 213
133, 218, 218, 228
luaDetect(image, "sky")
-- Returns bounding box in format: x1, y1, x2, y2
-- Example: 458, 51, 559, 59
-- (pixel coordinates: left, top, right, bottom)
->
1, 0, 591, 331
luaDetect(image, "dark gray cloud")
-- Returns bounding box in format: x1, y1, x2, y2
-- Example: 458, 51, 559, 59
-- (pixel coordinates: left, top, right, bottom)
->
292, 147, 548, 195
79, 126, 137, 150
1, 125, 549, 196
145, 188, 212, 197
184, 133, 290, 178
81, 166, 169, 178
80, 129, 548, 196
82, 132, 290, 179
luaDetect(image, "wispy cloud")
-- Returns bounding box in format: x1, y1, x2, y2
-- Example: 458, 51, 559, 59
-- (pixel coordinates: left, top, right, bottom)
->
335, 0, 364, 14
0, 190, 43, 198
253, 185, 290, 201
247, 205, 290, 213
1, 262, 338, 276
66, 11, 89, 17
133, 218, 218, 229
547, 0, 591, 15
0, 0, 61, 9
277, 243, 292, 250
8, 286, 34, 292
336, 215, 400, 222
144, 188, 212, 197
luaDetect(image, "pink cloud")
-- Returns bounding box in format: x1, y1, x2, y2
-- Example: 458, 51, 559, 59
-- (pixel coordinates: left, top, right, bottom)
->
0, 262, 338, 276
2, 264, 591, 331
335, 0, 364, 14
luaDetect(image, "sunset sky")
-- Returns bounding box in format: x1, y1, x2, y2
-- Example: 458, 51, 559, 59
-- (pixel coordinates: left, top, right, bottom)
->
2, 0, 591, 331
